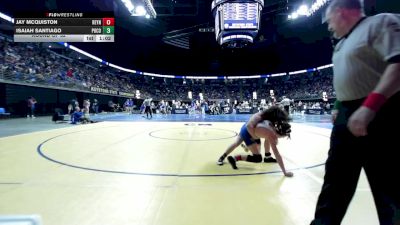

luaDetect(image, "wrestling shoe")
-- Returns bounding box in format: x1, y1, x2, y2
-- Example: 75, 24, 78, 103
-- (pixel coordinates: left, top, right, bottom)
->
216, 157, 224, 166
227, 156, 238, 170
264, 156, 277, 163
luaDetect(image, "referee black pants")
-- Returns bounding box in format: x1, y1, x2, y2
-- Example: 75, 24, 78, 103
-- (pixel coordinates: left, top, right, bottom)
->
311, 92, 400, 225
145, 106, 152, 118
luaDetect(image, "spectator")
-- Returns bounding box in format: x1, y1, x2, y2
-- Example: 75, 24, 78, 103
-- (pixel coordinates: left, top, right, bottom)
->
92, 99, 99, 114
26, 96, 37, 118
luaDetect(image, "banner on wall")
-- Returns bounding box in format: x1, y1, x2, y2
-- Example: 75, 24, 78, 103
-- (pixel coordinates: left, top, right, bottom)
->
172, 109, 188, 114
236, 107, 253, 114
90, 86, 135, 98
305, 108, 324, 115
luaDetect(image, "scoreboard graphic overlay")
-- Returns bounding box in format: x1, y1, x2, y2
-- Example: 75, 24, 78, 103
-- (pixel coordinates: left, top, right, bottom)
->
14, 12, 115, 42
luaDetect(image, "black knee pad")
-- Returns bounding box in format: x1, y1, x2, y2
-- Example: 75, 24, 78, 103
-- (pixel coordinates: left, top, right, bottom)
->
246, 154, 262, 163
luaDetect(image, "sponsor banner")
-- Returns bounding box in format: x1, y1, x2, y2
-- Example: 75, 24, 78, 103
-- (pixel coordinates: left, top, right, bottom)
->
172, 109, 188, 114
236, 107, 252, 114
223, 106, 233, 114
118, 91, 135, 98
90, 86, 134, 97
305, 108, 324, 115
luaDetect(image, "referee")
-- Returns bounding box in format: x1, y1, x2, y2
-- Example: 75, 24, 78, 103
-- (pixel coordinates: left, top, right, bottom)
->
310, 0, 400, 224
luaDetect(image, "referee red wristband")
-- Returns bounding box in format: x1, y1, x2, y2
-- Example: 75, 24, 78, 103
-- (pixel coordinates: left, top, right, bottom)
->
362, 92, 387, 112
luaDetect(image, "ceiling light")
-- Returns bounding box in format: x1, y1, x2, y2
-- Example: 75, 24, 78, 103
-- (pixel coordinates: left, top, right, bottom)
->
121, 0, 157, 18
288, 0, 330, 20
135, 6, 146, 16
